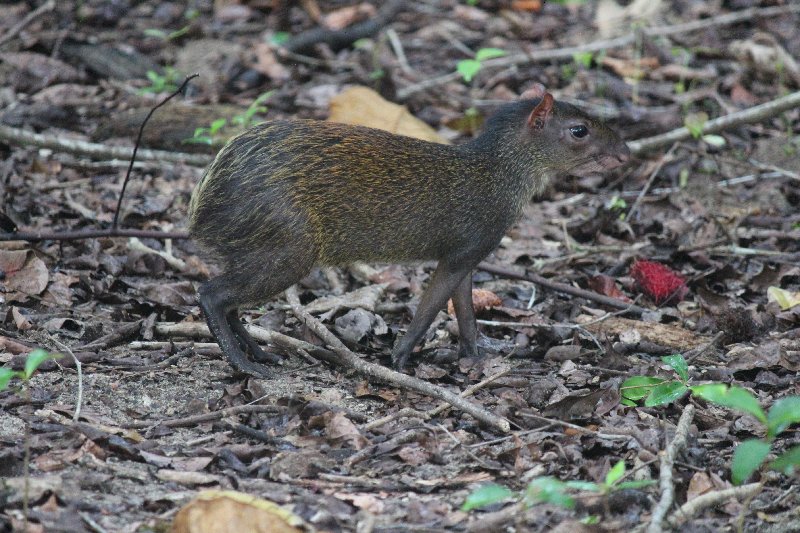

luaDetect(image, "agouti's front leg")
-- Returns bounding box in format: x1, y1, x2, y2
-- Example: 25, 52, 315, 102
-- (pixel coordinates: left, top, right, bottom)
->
450, 274, 479, 358
391, 263, 474, 369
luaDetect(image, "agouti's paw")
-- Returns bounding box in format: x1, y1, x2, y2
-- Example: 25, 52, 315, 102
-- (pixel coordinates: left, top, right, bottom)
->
227, 352, 271, 378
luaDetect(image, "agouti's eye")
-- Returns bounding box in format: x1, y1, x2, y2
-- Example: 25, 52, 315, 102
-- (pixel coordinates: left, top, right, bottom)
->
570, 125, 589, 139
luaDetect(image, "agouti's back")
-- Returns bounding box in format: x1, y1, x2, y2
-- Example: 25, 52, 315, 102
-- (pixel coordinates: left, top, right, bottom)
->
189, 120, 520, 267
188, 91, 630, 376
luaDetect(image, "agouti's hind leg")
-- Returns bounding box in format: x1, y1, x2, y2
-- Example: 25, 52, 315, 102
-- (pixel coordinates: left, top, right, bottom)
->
451, 274, 479, 358
226, 310, 282, 364
391, 262, 473, 369
199, 279, 271, 377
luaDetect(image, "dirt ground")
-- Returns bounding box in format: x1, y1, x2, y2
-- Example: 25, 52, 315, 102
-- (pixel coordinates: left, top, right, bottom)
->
1, 1, 799, 532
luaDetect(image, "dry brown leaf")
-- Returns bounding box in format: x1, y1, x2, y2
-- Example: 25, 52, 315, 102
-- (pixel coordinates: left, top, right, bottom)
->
511, 0, 542, 12
171, 490, 309, 533
447, 288, 502, 315
329, 86, 448, 144
601, 56, 660, 79
0, 249, 49, 303
323, 2, 375, 30
323, 411, 368, 450
730, 33, 800, 87
250, 42, 290, 81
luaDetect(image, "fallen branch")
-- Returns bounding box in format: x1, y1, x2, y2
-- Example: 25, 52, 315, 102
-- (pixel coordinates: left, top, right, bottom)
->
628, 90, 800, 155
0, 123, 211, 167
647, 404, 695, 533
667, 482, 763, 528
285, 286, 511, 433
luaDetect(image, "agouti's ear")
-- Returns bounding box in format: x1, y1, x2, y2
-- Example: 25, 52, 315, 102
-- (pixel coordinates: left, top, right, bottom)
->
519, 83, 547, 100
527, 93, 554, 130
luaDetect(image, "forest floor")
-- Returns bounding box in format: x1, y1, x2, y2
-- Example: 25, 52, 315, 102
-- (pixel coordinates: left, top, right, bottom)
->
1, 1, 799, 532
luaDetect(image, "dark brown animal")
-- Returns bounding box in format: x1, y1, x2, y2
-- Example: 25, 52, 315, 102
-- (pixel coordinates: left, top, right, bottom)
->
189, 88, 630, 376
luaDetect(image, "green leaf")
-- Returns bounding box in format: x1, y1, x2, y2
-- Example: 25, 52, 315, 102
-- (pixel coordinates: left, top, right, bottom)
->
702, 134, 726, 147
144, 28, 168, 39
645, 381, 689, 407
661, 354, 689, 382
620, 376, 665, 402
621, 398, 637, 407
731, 439, 771, 485
767, 286, 800, 310
209, 118, 227, 134
457, 59, 482, 82
24, 349, 58, 379
605, 460, 625, 486
766, 397, 800, 438
572, 51, 594, 68
769, 445, 800, 475
271, 31, 290, 45
683, 112, 708, 139
690, 384, 767, 425
616, 479, 657, 490
474, 47, 507, 61
461, 484, 514, 511
0, 368, 20, 391
563, 480, 600, 492
525, 477, 574, 508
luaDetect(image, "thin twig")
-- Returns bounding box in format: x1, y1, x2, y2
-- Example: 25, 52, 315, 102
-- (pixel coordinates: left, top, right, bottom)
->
627, 142, 679, 220
120, 404, 283, 430
478, 262, 649, 317
285, 286, 511, 432
113, 74, 198, 228
50, 338, 83, 422
647, 404, 695, 533
667, 483, 763, 528
0, 227, 189, 243
0, 0, 55, 48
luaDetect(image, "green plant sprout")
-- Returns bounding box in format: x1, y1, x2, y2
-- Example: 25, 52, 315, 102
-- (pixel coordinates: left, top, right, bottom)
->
621, 356, 800, 484
138, 67, 181, 95
186, 91, 273, 146
682, 112, 725, 147
1, 349, 62, 526
463, 461, 654, 514
457, 48, 507, 83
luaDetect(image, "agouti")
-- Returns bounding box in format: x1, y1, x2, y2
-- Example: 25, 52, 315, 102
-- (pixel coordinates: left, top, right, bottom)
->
189, 86, 630, 376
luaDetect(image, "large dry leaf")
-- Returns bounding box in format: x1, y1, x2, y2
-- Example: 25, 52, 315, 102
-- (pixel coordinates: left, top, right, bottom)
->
329, 86, 448, 144
171, 490, 309, 533
0, 249, 49, 303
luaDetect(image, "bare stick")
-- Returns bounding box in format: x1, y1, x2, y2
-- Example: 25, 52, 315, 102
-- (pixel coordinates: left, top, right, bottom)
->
627, 142, 679, 220
285, 286, 511, 432
397, 5, 800, 99
50, 338, 83, 423
0, 227, 189, 243
667, 483, 762, 527
120, 404, 283, 429
0, 0, 55, 48
0, 124, 211, 167
647, 404, 695, 533
629, 90, 800, 155
478, 262, 648, 316
113, 74, 198, 228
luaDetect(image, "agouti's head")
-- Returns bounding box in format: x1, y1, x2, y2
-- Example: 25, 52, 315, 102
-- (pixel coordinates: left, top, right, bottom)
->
481, 86, 630, 179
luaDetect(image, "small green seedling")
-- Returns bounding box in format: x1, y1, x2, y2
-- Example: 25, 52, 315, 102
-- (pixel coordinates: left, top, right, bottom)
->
186, 91, 273, 146
462, 461, 654, 513
691, 385, 800, 484
622, 359, 800, 484
138, 67, 181, 95
0, 349, 61, 391
457, 48, 507, 83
